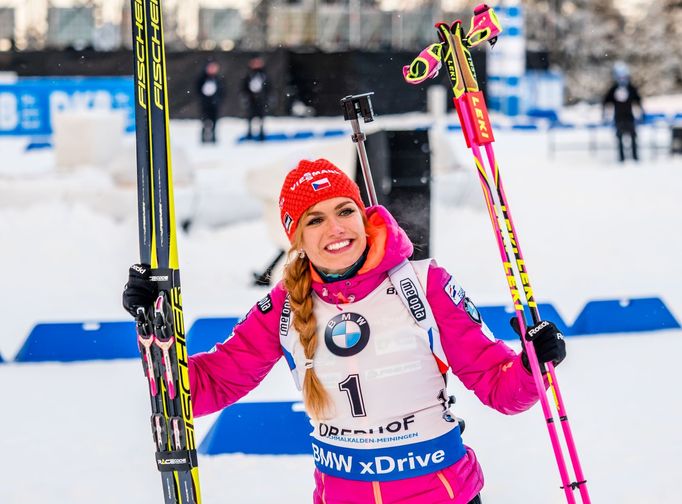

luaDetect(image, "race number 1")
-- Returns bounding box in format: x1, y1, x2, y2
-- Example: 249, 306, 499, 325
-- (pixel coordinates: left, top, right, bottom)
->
338, 374, 366, 417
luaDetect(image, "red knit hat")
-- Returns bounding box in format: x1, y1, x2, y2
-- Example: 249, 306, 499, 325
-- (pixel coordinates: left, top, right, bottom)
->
279, 159, 366, 241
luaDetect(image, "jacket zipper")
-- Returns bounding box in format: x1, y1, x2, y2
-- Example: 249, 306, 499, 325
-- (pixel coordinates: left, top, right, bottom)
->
437, 470, 455, 499
372, 481, 383, 504
320, 473, 327, 504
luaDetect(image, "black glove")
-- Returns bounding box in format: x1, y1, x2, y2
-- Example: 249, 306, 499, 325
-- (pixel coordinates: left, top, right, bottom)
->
122, 264, 158, 318
510, 318, 566, 372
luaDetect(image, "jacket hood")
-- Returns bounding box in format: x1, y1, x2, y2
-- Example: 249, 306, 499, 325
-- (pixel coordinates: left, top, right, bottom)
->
310, 205, 414, 304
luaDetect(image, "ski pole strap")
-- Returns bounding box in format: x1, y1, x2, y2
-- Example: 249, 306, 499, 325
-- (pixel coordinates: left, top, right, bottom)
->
466, 4, 502, 48
155, 449, 199, 472
402, 43, 443, 85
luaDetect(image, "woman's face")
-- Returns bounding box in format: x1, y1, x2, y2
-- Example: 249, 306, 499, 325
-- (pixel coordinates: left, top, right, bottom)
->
299, 197, 367, 275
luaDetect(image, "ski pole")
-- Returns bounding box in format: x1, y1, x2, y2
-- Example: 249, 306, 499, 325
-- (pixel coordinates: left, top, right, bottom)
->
477, 121, 590, 503
340, 92, 379, 206
403, 5, 590, 503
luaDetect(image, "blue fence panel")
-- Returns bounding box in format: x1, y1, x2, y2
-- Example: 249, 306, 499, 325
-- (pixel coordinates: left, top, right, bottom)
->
12, 298, 678, 364
0, 77, 134, 136
526, 109, 559, 122
478, 303, 570, 340
570, 297, 680, 335
25, 136, 53, 151
15, 321, 138, 362
186, 317, 240, 356
292, 130, 315, 140
321, 129, 345, 138
199, 401, 311, 455
511, 124, 539, 131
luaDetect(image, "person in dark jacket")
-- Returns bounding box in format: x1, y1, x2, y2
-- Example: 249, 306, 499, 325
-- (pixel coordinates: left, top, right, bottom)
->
603, 62, 643, 163
196, 61, 224, 143
242, 57, 269, 141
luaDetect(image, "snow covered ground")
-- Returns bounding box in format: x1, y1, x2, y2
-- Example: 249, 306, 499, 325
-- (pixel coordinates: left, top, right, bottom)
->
1, 111, 681, 503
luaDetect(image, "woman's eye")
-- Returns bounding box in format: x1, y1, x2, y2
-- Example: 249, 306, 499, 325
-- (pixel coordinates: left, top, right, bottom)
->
339, 207, 354, 216
307, 217, 322, 226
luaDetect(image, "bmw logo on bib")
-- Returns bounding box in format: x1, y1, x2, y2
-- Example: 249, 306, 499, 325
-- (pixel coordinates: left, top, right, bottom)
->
324, 312, 370, 357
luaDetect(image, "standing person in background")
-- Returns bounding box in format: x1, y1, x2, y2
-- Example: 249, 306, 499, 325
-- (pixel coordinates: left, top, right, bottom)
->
603, 61, 644, 163
242, 57, 269, 141
123, 158, 568, 504
196, 60, 224, 144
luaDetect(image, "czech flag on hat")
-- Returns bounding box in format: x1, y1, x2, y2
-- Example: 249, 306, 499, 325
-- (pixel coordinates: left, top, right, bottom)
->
311, 177, 331, 191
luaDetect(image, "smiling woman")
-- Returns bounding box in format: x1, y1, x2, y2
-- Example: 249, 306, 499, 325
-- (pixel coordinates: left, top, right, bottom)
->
298, 197, 368, 275
123, 157, 568, 504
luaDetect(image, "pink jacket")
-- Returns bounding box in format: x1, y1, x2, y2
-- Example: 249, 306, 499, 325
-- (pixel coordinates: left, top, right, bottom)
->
189, 205, 541, 503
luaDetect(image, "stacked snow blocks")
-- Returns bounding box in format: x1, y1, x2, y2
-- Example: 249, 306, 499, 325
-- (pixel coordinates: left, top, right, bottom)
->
199, 401, 312, 455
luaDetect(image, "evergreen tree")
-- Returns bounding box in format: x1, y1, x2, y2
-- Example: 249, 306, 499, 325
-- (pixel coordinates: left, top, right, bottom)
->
633, 0, 682, 96
525, 0, 626, 102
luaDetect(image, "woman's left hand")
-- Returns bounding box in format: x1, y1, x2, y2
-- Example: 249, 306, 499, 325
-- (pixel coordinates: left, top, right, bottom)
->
511, 318, 566, 372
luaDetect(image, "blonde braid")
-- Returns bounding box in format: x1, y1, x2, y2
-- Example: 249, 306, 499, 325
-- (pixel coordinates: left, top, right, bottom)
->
282, 244, 332, 421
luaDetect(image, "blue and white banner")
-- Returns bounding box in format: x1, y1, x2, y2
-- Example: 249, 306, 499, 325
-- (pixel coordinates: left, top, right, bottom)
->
0, 77, 134, 136
487, 1, 525, 116
522, 70, 565, 118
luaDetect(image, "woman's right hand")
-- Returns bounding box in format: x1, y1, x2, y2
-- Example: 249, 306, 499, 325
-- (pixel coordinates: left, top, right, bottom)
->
122, 264, 158, 318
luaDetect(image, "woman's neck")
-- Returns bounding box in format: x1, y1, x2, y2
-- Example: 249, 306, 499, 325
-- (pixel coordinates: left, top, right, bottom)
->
315, 247, 369, 283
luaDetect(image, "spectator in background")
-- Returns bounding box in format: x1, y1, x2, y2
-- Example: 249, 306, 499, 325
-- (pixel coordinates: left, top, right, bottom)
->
242, 57, 269, 141
603, 61, 643, 163
196, 61, 224, 143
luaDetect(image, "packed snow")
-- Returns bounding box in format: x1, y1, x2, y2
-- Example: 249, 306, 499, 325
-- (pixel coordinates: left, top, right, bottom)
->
0, 110, 680, 503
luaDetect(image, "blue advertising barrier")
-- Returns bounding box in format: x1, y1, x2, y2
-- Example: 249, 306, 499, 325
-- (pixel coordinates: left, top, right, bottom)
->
25, 136, 53, 151
0, 77, 134, 136
186, 317, 240, 356
11, 316, 239, 363
570, 298, 680, 336
199, 401, 311, 455
478, 303, 570, 340
15, 321, 138, 362
10, 298, 679, 363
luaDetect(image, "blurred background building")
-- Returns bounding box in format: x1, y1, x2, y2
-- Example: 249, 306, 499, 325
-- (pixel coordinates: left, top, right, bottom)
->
0, 1, 679, 114
0, 0, 463, 52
